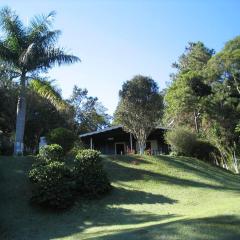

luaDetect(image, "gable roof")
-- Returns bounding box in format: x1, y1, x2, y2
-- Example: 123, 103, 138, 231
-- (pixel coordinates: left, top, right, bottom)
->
80, 125, 123, 138
80, 125, 168, 138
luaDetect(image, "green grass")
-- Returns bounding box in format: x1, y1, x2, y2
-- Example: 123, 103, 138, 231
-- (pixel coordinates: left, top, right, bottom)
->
0, 154, 240, 240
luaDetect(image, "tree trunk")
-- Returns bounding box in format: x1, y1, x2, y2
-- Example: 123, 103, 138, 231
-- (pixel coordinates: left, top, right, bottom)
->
194, 110, 199, 134
232, 150, 239, 174
14, 73, 27, 155
138, 141, 146, 155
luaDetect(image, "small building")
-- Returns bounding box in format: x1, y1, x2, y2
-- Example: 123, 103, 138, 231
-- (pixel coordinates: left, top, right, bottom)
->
80, 125, 169, 155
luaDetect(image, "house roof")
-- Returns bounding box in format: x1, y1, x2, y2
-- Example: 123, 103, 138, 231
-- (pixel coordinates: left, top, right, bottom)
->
80, 125, 168, 138
80, 125, 123, 138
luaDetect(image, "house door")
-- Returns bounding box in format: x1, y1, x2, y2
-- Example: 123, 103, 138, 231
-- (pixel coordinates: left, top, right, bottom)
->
116, 143, 125, 155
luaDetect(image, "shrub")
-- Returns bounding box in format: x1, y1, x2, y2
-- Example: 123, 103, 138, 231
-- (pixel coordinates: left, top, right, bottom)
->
0, 134, 13, 155
166, 127, 221, 163
29, 148, 111, 210
38, 144, 63, 163
165, 127, 197, 156
67, 140, 86, 158
192, 140, 220, 163
46, 128, 77, 154
75, 149, 101, 167
74, 149, 111, 197
29, 161, 74, 209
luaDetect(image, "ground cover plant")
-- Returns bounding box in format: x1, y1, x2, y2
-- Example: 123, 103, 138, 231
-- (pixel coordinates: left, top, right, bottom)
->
0, 154, 239, 239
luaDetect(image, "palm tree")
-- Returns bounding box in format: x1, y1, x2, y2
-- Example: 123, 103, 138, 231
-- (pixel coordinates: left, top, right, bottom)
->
0, 7, 80, 155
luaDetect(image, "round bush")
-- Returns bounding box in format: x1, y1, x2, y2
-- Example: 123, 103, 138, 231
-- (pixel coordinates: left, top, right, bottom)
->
75, 149, 101, 167
29, 161, 74, 209
47, 128, 77, 154
74, 149, 111, 197
38, 144, 63, 163
165, 127, 197, 156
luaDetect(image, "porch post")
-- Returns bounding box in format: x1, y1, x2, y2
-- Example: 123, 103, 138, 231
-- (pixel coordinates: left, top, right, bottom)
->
130, 133, 133, 151
90, 137, 93, 149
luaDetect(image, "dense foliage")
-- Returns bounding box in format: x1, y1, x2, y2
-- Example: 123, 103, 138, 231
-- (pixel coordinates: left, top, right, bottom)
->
166, 127, 220, 163
165, 127, 197, 156
73, 149, 111, 197
0, 7, 79, 154
38, 144, 64, 163
114, 75, 163, 154
164, 38, 240, 173
68, 86, 111, 134
29, 147, 111, 209
29, 161, 74, 209
46, 128, 77, 154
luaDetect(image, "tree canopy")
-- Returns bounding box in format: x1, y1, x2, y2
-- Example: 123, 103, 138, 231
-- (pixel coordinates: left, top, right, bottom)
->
0, 7, 80, 154
114, 75, 163, 154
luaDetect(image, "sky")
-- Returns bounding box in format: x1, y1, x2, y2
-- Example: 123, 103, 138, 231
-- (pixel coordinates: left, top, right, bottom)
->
1, 0, 240, 115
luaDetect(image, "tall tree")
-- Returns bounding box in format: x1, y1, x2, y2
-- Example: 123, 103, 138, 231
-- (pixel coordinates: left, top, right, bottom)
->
0, 8, 79, 154
164, 42, 214, 132
68, 86, 111, 134
165, 38, 240, 172
172, 41, 215, 76
206, 36, 240, 172
114, 75, 163, 154
208, 36, 240, 95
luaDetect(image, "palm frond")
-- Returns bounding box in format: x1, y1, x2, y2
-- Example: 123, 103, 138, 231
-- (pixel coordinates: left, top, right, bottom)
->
36, 30, 61, 47
0, 7, 26, 47
0, 8, 80, 74
41, 47, 80, 69
28, 11, 56, 39
19, 30, 61, 67
29, 78, 68, 111
24, 47, 80, 72
0, 40, 17, 62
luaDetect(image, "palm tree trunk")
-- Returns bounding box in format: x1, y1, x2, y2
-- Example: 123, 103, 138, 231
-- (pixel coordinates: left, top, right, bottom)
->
14, 73, 27, 155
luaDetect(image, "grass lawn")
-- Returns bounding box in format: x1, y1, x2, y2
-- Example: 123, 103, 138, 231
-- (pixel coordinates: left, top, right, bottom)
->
0, 154, 240, 240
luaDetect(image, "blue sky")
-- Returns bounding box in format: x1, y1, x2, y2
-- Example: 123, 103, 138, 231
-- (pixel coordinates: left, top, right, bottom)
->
1, 0, 240, 114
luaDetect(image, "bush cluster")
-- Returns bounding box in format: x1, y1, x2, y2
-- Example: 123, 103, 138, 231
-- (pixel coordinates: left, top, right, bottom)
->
46, 128, 77, 154
29, 161, 74, 209
192, 140, 220, 163
37, 144, 63, 163
73, 150, 111, 197
166, 127, 220, 163
29, 146, 111, 210
165, 127, 197, 156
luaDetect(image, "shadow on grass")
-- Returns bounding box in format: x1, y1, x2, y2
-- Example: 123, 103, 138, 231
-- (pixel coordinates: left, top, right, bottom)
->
0, 156, 177, 240
1, 155, 239, 240
105, 187, 178, 205
158, 155, 240, 186
86, 215, 240, 240
104, 155, 240, 192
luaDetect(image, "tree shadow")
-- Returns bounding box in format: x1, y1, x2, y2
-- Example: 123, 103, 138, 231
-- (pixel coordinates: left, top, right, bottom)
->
0, 156, 178, 240
105, 187, 178, 205
1, 155, 240, 240
86, 215, 240, 240
158, 155, 240, 188
104, 156, 240, 191
104, 154, 151, 165
1, 202, 177, 240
